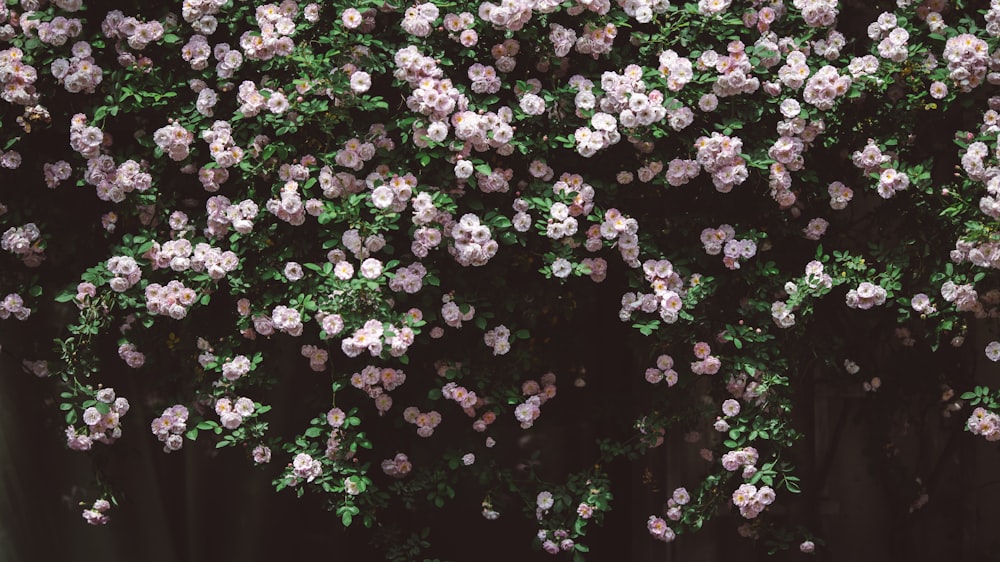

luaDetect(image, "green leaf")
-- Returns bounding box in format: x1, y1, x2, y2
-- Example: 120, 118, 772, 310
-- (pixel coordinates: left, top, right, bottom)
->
304, 427, 323, 438
54, 291, 76, 303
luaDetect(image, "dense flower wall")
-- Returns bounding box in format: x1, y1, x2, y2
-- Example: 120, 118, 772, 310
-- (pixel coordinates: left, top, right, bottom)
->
2, 0, 1000, 557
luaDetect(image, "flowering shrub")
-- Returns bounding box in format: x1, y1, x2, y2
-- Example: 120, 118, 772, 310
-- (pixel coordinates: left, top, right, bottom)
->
3, 0, 1000, 557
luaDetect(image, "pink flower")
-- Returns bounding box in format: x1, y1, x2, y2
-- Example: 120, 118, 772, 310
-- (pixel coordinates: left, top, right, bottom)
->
253, 445, 271, 464
722, 399, 741, 417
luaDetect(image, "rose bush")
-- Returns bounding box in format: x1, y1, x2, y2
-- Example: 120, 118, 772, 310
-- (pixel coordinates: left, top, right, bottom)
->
2, 0, 1000, 557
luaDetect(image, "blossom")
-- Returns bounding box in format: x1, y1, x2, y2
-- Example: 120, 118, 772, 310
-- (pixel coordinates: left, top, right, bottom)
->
551, 258, 572, 278
360, 258, 383, 279
284, 261, 303, 281
350, 71, 371, 93
252, 445, 271, 464
986, 341, 1000, 362
929, 81, 948, 99
722, 399, 741, 417
536, 490, 554, 510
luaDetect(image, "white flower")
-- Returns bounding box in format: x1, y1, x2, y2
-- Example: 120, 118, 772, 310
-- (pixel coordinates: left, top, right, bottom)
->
536, 491, 554, 510
551, 258, 572, 278
722, 399, 741, 417
986, 341, 1000, 362
360, 257, 383, 279
284, 261, 303, 281
344, 477, 362, 495
454, 159, 474, 179
349, 71, 371, 93
371, 185, 394, 209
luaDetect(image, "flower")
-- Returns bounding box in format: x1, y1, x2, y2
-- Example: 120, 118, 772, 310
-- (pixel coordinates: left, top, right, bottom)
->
360, 258, 383, 279
551, 258, 572, 278
536, 491, 554, 510
284, 261, 303, 281
929, 81, 948, 99
986, 341, 1000, 362
722, 399, 741, 417
350, 71, 371, 93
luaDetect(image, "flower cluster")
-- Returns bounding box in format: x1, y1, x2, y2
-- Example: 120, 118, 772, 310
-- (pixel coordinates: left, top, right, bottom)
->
215, 396, 255, 429
0, 292, 29, 320
117, 342, 145, 368
388, 262, 427, 294
870, 14, 910, 63
146, 238, 239, 279
574, 111, 622, 157
0, 47, 38, 105
101, 10, 164, 51
153, 122, 195, 161
732, 483, 776, 519
81, 499, 112, 526
2, 223, 43, 266
150, 404, 189, 453
700, 225, 757, 269
721, 446, 760, 478
144, 280, 197, 319
403, 406, 442, 437
221, 355, 252, 381
943, 34, 990, 92
514, 373, 557, 429
441, 381, 479, 412
845, 282, 888, 310
647, 515, 676, 543
381, 452, 413, 478
483, 325, 511, 355
289, 453, 322, 485
300, 345, 328, 372
802, 65, 851, 111
448, 214, 498, 267
78, 388, 130, 447
339, 319, 385, 357
350, 365, 406, 415
51, 41, 104, 94
710, 41, 760, 98
644, 353, 679, 386
202, 120, 244, 169
828, 181, 854, 210
690, 341, 722, 375
401, 3, 439, 37
240, 2, 298, 61
694, 133, 748, 193
237, 81, 289, 116
266, 181, 308, 225
968, 407, 1000, 441
941, 280, 979, 312
106, 256, 141, 292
